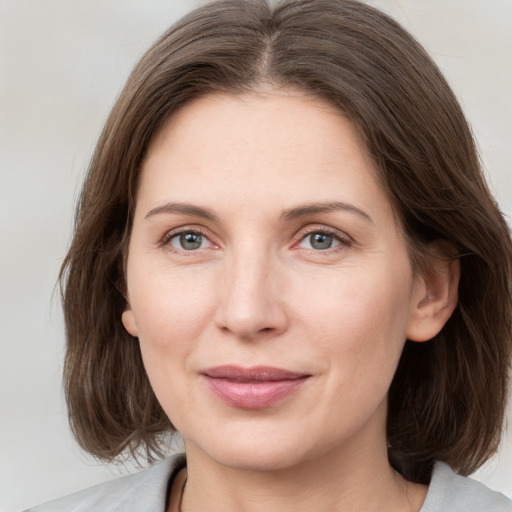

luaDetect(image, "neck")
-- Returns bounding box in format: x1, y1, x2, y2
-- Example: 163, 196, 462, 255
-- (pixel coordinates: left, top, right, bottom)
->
179, 428, 427, 512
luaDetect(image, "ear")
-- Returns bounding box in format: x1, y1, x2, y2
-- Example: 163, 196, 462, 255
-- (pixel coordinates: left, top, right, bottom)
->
406, 241, 460, 342
122, 304, 139, 337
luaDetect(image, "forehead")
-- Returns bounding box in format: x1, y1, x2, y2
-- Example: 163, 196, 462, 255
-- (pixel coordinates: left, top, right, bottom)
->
137, 89, 392, 223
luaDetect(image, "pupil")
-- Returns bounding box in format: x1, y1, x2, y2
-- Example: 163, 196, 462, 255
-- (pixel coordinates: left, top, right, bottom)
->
180, 232, 202, 250
311, 233, 332, 250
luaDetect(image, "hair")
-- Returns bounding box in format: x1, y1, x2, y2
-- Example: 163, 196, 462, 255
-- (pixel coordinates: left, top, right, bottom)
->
60, 0, 512, 483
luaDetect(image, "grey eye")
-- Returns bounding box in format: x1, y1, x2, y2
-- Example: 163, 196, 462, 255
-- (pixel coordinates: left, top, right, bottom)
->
297, 231, 343, 251
171, 232, 204, 250
309, 232, 334, 250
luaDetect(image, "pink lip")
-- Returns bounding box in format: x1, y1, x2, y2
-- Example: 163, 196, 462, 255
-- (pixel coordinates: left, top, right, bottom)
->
200, 365, 311, 409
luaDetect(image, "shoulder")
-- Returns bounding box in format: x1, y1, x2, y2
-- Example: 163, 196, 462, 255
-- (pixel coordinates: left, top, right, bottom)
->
421, 461, 512, 512
23, 454, 186, 512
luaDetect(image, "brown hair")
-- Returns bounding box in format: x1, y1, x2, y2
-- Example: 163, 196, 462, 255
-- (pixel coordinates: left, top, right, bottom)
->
60, 0, 512, 483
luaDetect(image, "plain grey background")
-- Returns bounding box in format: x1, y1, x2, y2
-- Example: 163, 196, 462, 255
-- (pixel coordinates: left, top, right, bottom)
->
1, 1, 511, 511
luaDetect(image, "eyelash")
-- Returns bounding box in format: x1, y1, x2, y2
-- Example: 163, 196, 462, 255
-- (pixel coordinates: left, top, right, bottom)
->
160, 227, 213, 252
160, 226, 352, 255
293, 227, 352, 254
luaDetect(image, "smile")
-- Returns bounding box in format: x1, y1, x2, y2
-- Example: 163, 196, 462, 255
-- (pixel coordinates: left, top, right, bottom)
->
200, 366, 311, 409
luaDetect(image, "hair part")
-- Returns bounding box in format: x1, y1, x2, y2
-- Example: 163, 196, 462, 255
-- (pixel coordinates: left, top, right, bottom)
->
60, 0, 512, 481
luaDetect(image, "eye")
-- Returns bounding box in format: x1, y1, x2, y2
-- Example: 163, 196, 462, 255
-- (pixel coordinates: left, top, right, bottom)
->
167, 230, 211, 251
297, 229, 348, 251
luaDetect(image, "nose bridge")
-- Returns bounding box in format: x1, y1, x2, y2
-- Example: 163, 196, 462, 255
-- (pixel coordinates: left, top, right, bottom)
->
215, 240, 287, 339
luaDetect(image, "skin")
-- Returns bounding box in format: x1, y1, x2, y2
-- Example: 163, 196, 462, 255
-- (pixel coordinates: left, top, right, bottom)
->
122, 89, 459, 512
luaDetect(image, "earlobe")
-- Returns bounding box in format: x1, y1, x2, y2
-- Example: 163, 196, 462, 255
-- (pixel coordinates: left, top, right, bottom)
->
122, 306, 139, 337
406, 242, 460, 342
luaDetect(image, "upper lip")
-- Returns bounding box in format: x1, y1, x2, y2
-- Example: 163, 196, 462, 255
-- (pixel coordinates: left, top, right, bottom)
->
201, 365, 310, 381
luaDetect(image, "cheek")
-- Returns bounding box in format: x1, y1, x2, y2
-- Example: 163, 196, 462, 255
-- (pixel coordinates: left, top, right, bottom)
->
301, 266, 411, 335
128, 265, 219, 424
128, 263, 218, 355
294, 262, 413, 379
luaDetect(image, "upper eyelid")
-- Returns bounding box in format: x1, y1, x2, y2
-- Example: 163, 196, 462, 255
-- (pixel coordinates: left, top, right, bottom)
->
161, 226, 214, 246
294, 225, 352, 243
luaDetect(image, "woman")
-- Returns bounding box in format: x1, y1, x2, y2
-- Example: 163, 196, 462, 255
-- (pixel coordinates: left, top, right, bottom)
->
26, 0, 512, 510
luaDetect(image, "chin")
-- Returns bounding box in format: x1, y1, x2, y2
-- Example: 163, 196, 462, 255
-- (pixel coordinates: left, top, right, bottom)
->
185, 424, 329, 473
210, 446, 308, 472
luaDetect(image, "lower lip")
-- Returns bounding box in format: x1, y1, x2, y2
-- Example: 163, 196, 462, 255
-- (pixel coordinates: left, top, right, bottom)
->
202, 376, 309, 409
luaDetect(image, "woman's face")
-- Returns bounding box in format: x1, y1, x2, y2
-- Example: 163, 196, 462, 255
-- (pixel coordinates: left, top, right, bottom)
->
122, 89, 428, 471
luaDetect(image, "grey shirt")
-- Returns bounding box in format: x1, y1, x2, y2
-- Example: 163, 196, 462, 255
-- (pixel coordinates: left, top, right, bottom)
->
24, 454, 512, 511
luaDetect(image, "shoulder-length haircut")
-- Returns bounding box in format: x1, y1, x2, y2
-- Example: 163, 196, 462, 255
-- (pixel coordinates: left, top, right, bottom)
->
61, 0, 512, 483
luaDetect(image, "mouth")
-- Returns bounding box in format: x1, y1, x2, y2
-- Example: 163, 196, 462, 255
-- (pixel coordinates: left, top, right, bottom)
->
200, 365, 311, 409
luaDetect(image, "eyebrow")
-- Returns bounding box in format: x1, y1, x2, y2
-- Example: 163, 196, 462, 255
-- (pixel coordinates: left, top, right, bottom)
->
145, 202, 218, 221
280, 202, 373, 223
144, 200, 372, 224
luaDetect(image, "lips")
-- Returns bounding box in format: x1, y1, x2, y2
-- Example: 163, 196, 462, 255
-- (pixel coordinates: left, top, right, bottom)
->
200, 365, 311, 409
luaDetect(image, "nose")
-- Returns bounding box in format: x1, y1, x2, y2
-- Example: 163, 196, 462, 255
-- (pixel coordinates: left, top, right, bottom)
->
214, 249, 289, 341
